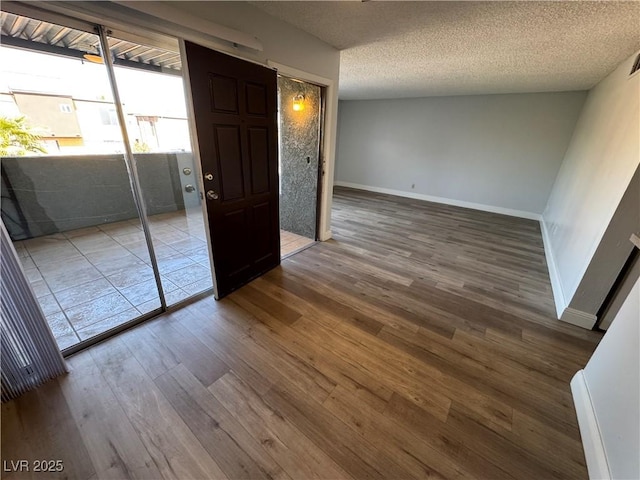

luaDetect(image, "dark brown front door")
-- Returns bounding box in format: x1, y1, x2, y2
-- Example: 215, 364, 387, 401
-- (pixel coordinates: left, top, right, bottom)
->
184, 41, 280, 298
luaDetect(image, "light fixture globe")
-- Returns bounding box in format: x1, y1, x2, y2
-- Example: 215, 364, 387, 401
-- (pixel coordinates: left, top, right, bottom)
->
83, 53, 104, 64
292, 93, 305, 111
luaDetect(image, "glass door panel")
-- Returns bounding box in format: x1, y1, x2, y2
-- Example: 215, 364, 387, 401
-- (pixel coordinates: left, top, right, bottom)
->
107, 34, 214, 306
0, 12, 161, 350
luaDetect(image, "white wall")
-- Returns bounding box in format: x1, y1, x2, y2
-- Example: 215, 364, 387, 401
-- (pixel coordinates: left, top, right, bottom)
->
572, 277, 639, 479
542, 51, 640, 318
162, 1, 339, 84
335, 92, 586, 217
567, 167, 639, 320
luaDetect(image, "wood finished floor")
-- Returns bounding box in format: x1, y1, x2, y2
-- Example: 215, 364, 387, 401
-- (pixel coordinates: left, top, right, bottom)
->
1, 187, 603, 480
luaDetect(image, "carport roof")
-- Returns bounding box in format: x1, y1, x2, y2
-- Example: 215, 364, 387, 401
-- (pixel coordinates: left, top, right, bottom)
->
1, 10, 182, 75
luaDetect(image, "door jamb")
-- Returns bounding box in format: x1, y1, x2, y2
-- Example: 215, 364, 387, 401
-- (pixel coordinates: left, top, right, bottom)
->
267, 60, 335, 241
315, 85, 327, 241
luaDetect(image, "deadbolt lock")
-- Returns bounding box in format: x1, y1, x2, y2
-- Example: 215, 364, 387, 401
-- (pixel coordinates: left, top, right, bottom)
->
204, 173, 214, 181
206, 190, 219, 200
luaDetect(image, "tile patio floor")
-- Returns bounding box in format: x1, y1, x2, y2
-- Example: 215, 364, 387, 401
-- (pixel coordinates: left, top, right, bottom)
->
14, 209, 316, 351
280, 229, 315, 257
14, 208, 213, 350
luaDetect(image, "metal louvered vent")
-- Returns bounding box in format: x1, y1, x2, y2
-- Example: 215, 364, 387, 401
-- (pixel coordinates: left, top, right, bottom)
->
631, 53, 640, 76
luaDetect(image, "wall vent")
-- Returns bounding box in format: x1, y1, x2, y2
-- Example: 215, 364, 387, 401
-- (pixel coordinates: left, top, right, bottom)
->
630, 53, 640, 76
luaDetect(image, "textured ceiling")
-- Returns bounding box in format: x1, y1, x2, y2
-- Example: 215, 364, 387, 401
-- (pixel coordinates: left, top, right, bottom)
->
250, 1, 640, 99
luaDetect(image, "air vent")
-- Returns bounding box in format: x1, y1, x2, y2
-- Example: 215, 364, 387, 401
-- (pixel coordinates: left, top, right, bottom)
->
630, 53, 640, 76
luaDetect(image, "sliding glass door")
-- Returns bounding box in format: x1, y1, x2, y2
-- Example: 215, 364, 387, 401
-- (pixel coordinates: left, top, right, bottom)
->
0, 9, 212, 352
106, 33, 213, 308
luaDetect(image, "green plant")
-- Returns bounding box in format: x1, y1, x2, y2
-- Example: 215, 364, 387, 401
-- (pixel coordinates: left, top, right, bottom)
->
0, 116, 46, 156
133, 139, 151, 153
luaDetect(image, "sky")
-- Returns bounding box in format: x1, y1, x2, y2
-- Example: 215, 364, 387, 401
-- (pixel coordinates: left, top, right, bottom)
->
0, 45, 188, 118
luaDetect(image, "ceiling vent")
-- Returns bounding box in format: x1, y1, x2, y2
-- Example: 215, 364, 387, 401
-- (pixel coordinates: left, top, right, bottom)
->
630, 53, 640, 76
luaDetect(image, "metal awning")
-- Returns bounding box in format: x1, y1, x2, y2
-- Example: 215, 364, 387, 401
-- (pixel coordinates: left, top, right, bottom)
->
0, 10, 182, 74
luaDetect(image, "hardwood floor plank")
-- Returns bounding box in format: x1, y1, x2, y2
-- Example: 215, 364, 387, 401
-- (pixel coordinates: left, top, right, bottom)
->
210, 372, 353, 480
154, 364, 289, 480
179, 302, 274, 395
191, 297, 336, 403
450, 328, 575, 393
520, 329, 595, 364
59, 353, 164, 479
226, 291, 394, 413
120, 324, 179, 380
262, 382, 416, 480
88, 338, 229, 480
323, 385, 475, 480
307, 245, 415, 288
510, 409, 587, 477
446, 401, 576, 480
383, 393, 516, 480
294, 315, 453, 422
146, 314, 229, 387
377, 325, 579, 438
352, 276, 483, 337
262, 266, 396, 335
2, 402, 37, 480
1, 380, 95, 480
254, 268, 418, 332
229, 284, 302, 325
266, 258, 432, 334
475, 327, 580, 383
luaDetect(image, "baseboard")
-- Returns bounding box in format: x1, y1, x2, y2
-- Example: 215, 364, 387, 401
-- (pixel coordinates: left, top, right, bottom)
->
540, 219, 566, 318
333, 181, 542, 221
561, 307, 598, 329
319, 230, 332, 241
571, 370, 611, 480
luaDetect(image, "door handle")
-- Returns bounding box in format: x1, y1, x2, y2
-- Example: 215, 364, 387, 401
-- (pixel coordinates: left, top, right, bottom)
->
206, 190, 219, 200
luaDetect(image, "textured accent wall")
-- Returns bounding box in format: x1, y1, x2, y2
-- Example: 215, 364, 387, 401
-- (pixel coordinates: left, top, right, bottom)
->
278, 76, 321, 239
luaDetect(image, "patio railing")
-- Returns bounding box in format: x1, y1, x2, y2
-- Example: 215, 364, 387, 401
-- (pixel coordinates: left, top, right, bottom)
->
1, 152, 200, 241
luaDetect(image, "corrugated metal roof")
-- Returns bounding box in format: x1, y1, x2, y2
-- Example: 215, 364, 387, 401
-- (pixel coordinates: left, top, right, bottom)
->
0, 11, 182, 72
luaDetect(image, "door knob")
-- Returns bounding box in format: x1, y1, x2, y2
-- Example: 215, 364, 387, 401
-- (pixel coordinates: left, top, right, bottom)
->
204, 173, 214, 181
206, 190, 219, 200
